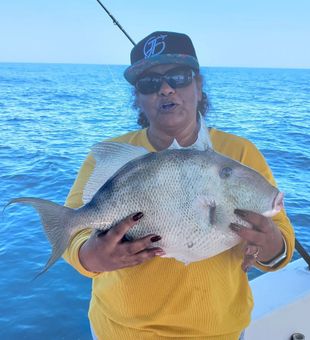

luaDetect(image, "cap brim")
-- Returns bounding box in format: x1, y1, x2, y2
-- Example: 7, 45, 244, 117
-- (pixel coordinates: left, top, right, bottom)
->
124, 54, 199, 85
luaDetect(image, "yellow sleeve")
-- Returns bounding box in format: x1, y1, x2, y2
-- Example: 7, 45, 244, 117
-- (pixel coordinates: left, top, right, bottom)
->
62, 153, 101, 278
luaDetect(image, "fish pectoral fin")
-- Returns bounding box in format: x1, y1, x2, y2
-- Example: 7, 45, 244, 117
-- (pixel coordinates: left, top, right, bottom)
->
208, 201, 216, 225
83, 142, 149, 204
193, 196, 217, 226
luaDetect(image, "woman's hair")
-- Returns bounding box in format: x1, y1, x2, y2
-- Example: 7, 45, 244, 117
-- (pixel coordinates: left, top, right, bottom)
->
132, 73, 209, 128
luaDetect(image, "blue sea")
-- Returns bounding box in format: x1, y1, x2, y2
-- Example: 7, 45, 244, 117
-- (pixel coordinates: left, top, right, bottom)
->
0, 63, 309, 339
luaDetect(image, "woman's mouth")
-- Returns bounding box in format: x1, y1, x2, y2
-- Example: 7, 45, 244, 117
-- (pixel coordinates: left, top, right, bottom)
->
160, 102, 178, 112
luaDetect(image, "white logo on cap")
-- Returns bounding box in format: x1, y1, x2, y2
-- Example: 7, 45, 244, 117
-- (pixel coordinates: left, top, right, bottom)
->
143, 34, 167, 58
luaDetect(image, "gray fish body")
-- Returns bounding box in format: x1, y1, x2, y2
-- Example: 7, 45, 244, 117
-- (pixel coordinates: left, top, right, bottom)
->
76, 146, 280, 264
7, 142, 283, 274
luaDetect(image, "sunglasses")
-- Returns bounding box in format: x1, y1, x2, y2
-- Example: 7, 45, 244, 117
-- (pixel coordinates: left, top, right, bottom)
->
135, 67, 196, 95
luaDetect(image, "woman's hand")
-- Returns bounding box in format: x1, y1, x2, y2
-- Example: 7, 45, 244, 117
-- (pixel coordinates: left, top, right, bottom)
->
230, 209, 284, 272
78, 212, 165, 273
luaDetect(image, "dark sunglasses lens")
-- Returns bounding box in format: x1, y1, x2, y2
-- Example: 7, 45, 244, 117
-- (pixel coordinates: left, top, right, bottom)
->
166, 68, 193, 88
136, 68, 194, 94
136, 76, 162, 94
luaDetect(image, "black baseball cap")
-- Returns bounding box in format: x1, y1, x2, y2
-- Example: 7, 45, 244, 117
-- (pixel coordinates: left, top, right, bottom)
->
124, 31, 200, 85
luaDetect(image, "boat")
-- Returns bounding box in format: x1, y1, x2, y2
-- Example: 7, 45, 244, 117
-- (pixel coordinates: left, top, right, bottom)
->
247, 258, 310, 339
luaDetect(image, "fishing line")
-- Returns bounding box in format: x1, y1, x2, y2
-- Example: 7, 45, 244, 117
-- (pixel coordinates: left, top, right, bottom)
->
95, 1, 134, 117
95, 0, 136, 46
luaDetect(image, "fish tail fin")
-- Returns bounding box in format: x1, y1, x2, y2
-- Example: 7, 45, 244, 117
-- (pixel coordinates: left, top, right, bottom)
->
6, 197, 77, 278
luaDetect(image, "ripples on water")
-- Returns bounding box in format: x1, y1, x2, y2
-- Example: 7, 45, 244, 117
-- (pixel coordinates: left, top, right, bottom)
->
0, 63, 309, 339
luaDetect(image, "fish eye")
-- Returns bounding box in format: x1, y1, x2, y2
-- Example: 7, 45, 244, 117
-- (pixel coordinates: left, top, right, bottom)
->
220, 167, 232, 179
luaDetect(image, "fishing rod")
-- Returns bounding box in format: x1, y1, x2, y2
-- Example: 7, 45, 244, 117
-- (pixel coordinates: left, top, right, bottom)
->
95, 1, 310, 270
295, 239, 310, 269
95, 0, 136, 46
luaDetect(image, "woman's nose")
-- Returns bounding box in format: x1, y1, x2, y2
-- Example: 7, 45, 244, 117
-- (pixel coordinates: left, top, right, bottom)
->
158, 80, 175, 96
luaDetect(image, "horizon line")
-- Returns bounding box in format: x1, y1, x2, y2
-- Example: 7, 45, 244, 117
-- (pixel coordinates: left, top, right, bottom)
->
0, 61, 309, 71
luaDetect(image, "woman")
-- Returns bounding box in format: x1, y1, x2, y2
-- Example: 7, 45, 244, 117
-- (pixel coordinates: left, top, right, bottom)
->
63, 31, 294, 339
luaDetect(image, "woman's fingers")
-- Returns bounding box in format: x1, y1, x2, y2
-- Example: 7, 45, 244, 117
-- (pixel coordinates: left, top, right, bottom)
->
231, 209, 285, 271
230, 223, 266, 246
128, 247, 166, 266
81, 212, 165, 272
124, 234, 162, 255
234, 209, 271, 233
106, 212, 144, 246
241, 244, 261, 272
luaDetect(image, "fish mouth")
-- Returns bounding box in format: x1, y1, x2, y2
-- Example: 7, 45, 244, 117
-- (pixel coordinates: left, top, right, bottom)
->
262, 191, 284, 217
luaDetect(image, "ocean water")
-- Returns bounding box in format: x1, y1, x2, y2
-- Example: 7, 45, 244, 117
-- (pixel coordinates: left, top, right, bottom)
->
0, 63, 309, 339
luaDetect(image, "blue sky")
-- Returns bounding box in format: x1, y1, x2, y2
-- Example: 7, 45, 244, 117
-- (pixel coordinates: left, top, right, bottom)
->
1, 0, 309, 68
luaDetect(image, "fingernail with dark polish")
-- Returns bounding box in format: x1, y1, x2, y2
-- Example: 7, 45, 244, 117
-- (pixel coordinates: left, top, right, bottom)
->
234, 209, 247, 217
132, 212, 144, 221
96, 229, 109, 238
229, 223, 241, 231
151, 235, 162, 242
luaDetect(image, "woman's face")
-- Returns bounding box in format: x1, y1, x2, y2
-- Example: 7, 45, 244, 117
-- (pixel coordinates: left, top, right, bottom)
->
135, 64, 202, 133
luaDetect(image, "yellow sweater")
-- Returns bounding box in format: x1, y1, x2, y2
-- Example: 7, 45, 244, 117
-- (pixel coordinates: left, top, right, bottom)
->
63, 128, 294, 340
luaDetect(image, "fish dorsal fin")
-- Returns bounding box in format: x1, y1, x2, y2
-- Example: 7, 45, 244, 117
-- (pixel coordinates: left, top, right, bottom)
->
83, 142, 149, 204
